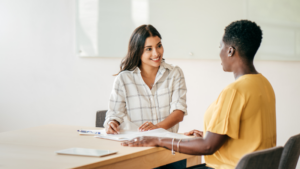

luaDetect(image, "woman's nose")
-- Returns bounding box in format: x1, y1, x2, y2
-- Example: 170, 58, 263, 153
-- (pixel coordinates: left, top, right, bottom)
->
152, 48, 158, 56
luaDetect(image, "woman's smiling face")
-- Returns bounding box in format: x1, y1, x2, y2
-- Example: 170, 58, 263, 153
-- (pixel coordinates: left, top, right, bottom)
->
140, 36, 164, 68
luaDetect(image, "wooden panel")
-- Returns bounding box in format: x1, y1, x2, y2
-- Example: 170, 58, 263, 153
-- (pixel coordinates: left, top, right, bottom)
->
79, 151, 198, 169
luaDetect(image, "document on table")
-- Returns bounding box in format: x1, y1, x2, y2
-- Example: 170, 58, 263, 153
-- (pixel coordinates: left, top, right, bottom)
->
95, 128, 191, 141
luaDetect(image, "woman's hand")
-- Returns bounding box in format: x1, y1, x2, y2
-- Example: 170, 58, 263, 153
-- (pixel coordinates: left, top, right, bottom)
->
121, 136, 159, 147
106, 120, 120, 134
184, 130, 203, 137
138, 121, 159, 132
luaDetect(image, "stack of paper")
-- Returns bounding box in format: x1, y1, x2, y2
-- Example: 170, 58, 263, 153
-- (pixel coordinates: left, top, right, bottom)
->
95, 128, 190, 141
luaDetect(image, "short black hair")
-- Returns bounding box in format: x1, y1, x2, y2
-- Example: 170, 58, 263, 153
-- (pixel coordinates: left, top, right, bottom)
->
223, 20, 262, 62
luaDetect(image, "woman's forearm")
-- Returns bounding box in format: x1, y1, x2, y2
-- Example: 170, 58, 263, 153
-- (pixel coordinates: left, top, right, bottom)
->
158, 137, 213, 155
121, 132, 227, 155
156, 132, 228, 155
157, 110, 184, 130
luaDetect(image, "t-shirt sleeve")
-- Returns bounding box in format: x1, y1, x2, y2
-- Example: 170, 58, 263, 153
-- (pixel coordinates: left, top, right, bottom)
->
206, 87, 244, 139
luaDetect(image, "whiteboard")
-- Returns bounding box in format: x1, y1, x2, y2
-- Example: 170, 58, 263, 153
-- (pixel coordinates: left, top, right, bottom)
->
76, 0, 300, 61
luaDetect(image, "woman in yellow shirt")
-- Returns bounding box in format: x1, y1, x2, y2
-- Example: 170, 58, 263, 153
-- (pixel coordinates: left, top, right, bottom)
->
121, 20, 276, 169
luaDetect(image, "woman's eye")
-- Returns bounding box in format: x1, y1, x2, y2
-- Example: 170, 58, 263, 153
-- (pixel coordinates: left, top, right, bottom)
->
146, 48, 151, 51
158, 44, 162, 48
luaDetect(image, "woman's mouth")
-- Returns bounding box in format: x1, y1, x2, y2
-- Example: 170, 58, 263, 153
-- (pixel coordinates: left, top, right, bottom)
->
151, 57, 160, 62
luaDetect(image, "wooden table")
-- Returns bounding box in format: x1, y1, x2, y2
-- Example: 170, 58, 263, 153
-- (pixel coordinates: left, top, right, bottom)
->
0, 124, 201, 169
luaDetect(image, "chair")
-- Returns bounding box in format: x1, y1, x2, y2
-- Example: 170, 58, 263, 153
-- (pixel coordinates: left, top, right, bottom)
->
187, 147, 283, 169
96, 110, 107, 127
235, 146, 283, 169
278, 133, 300, 169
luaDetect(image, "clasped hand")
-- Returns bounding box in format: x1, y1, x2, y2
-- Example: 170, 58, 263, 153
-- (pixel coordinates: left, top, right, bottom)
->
184, 129, 203, 137
138, 121, 159, 132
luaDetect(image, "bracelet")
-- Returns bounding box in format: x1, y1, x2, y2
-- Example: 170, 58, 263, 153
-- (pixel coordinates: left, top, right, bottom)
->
177, 139, 182, 153
171, 138, 175, 155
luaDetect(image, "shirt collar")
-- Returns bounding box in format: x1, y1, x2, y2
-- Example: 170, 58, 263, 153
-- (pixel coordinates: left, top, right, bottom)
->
132, 66, 141, 73
160, 60, 173, 71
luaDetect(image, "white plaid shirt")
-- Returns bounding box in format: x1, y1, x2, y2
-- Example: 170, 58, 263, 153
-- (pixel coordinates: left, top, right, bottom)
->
104, 61, 187, 132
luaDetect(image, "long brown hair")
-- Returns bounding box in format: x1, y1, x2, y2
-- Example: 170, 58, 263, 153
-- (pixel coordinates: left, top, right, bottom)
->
116, 24, 162, 75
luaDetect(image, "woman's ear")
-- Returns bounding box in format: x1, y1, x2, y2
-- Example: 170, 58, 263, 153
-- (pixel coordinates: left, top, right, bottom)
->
228, 47, 235, 57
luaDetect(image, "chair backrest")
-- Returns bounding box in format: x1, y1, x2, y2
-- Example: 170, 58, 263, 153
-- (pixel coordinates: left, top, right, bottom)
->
95, 110, 107, 127
278, 133, 300, 169
235, 146, 283, 169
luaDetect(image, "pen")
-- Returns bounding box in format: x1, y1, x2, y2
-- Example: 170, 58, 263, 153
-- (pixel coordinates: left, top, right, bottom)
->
77, 130, 101, 135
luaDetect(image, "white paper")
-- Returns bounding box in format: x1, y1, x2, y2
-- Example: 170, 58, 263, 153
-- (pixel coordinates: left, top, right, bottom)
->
119, 121, 140, 132
95, 128, 190, 141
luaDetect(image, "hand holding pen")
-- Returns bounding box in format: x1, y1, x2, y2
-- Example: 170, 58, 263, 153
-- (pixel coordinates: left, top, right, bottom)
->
106, 120, 120, 134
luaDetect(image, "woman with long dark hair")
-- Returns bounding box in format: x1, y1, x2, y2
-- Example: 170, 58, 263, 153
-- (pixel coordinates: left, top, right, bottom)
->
104, 25, 187, 134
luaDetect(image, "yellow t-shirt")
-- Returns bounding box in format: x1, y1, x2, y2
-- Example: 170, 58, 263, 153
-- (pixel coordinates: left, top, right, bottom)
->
204, 74, 276, 169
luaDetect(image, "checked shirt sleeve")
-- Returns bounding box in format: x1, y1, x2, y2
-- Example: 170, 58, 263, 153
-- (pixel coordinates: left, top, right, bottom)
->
104, 75, 127, 128
169, 67, 188, 115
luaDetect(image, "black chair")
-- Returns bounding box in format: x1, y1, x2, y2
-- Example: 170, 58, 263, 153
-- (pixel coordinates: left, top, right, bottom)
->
95, 110, 107, 127
187, 147, 283, 169
235, 146, 283, 169
278, 133, 300, 169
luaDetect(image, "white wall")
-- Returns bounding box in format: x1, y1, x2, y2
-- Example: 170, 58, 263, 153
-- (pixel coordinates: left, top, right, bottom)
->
0, 0, 299, 167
